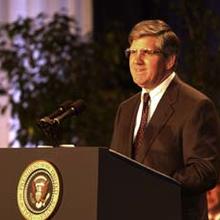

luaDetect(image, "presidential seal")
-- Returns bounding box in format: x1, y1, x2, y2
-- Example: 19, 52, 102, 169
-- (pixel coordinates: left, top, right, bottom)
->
17, 160, 61, 220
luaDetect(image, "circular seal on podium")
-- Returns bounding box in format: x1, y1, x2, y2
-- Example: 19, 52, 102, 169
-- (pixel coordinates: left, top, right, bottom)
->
17, 160, 61, 220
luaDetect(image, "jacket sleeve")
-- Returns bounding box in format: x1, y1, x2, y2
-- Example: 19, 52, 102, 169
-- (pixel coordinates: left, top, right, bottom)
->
173, 99, 220, 194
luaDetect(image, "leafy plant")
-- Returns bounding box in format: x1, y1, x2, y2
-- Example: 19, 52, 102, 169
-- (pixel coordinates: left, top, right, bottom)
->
0, 13, 134, 147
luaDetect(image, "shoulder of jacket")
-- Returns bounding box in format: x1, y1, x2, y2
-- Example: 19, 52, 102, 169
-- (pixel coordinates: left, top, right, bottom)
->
175, 76, 211, 103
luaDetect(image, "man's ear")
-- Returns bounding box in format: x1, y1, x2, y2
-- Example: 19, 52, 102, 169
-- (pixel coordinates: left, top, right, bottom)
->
165, 54, 176, 71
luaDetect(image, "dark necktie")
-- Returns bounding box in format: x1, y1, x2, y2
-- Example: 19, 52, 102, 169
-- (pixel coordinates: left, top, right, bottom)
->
133, 93, 150, 159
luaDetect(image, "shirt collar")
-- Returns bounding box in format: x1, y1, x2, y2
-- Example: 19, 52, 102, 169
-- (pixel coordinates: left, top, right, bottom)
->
141, 72, 176, 100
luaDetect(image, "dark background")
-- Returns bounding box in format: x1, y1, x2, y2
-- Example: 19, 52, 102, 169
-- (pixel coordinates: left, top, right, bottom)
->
93, 0, 220, 99
93, 0, 179, 34
93, 0, 220, 35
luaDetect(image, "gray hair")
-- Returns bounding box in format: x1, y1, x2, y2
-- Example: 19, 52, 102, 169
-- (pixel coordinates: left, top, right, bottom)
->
128, 20, 180, 58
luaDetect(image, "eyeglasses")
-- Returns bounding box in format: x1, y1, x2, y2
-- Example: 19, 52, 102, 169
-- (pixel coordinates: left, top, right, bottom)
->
125, 48, 163, 58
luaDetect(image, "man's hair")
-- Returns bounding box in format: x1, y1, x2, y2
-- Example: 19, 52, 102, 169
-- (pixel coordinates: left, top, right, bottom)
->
128, 20, 180, 58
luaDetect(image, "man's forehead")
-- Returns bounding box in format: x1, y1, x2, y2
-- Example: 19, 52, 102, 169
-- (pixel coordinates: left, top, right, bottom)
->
130, 36, 159, 48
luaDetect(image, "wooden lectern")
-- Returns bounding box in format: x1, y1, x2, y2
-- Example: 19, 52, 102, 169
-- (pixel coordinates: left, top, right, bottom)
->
0, 147, 181, 219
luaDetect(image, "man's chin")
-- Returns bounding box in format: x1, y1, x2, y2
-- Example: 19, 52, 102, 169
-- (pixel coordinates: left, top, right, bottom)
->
133, 79, 146, 88
135, 81, 151, 89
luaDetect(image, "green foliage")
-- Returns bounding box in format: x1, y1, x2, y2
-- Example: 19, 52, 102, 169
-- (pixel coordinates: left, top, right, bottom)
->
0, 13, 135, 147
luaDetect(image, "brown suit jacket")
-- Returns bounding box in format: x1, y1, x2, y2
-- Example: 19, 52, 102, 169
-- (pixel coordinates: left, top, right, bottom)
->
110, 76, 220, 220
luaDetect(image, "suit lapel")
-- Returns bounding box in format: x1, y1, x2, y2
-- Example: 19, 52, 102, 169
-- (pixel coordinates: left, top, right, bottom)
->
135, 77, 180, 162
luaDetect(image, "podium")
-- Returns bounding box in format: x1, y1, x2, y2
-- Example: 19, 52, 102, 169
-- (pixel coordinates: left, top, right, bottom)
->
0, 147, 181, 219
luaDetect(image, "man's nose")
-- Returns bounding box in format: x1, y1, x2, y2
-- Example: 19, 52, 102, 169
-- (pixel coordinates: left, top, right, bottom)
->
134, 52, 144, 64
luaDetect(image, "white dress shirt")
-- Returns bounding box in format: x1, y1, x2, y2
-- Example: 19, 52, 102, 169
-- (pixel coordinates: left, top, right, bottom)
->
133, 72, 176, 141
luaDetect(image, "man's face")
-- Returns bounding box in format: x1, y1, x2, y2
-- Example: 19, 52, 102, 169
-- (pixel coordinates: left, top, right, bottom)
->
129, 36, 172, 89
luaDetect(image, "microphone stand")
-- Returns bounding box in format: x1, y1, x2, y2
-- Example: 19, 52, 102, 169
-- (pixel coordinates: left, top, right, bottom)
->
37, 118, 61, 148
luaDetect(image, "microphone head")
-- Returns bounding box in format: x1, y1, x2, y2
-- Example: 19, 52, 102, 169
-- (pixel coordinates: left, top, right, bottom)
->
71, 99, 86, 115
37, 99, 86, 129
48, 100, 73, 119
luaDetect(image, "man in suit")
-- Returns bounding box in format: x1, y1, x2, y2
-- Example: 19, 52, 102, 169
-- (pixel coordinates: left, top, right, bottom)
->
110, 20, 220, 220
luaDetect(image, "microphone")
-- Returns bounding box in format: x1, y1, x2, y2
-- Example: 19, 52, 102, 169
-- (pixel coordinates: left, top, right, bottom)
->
37, 100, 75, 127
45, 100, 73, 119
53, 99, 86, 124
